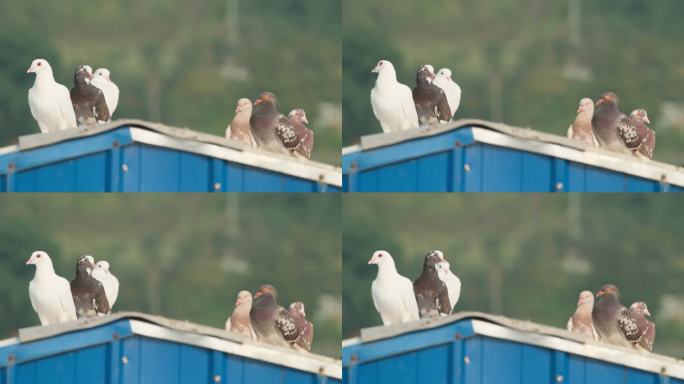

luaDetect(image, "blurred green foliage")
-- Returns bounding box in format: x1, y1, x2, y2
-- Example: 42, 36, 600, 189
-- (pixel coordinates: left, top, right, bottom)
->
0, 194, 341, 357
0, 0, 341, 164
343, 194, 684, 357
343, 0, 684, 165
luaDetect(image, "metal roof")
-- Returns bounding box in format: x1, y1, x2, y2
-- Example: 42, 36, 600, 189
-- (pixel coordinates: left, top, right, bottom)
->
343, 311, 684, 379
0, 119, 341, 189
343, 119, 684, 189
0, 311, 341, 379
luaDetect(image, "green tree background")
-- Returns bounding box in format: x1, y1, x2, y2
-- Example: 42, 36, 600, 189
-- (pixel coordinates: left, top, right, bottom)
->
0, 0, 341, 165
343, 0, 684, 165
343, 194, 684, 357
0, 194, 342, 357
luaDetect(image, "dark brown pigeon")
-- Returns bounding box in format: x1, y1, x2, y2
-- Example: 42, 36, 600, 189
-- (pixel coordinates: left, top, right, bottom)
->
287, 109, 314, 159
288, 301, 314, 351
591, 92, 634, 154
629, 109, 656, 159
412, 65, 451, 126
592, 284, 635, 348
70, 66, 109, 126
629, 301, 655, 351
70, 256, 109, 318
250, 92, 298, 156
249, 285, 300, 348
413, 250, 451, 318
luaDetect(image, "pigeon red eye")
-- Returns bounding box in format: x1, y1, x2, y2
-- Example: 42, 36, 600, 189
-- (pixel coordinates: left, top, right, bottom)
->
37, 62, 42, 66
37, 254, 41, 258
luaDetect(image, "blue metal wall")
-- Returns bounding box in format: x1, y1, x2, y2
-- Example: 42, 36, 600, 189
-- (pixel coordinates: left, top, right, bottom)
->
342, 127, 682, 192
0, 320, 339, 384
0, 128, 339, 192
342, 320, 680, 384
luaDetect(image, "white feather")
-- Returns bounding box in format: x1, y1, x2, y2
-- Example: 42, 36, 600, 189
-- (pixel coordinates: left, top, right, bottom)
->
90, 68, 119, 120
370, 60, 419, 133
91, 260, 119, 312
27, 59, 77, 133
27, 251, 77, 325
370, 251, 419, 325
433, 68, 462, 120
436, 260, 461, 313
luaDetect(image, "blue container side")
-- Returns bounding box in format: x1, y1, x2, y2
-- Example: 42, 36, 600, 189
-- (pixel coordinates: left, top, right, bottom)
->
343, 320, 678, 384
342, 127, 679, 192
0, 128, 338, 192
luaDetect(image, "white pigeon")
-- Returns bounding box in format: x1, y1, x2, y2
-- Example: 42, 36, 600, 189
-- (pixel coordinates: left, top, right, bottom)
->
368, 250, 419, 325
370, 60, 419, 133
90, 68, 120, 120
433, 68, 461, 120
26, 251, 77, 325
26, 59, 77, 133
435, 260, 461, 314
90, 260, 119, 313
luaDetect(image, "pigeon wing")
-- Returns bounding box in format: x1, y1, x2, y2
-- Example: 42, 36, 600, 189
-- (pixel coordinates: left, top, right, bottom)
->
56, 85, 77, 129
274, 307, 300, 344
437, 281, 451, 315
435, 90, 452, 122
275, 115, 301, 152
400, 277, 420, 320
398, 85, 419, 129
616, 114, 642, 150
57, 277, 77, 320
94, 89, 110, 122
616, 307, 640, 342
94, 281, 111, 314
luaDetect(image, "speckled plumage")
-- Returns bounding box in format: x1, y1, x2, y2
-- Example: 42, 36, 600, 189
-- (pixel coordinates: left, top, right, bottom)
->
250, 285, 299, 348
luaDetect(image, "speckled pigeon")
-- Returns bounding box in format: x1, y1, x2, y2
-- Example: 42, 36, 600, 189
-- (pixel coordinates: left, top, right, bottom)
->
369, 250, 420, 325
288, 109, 314, 159
567, 98, 597, 146
412, 65, 451, 126
70, 66, 110, 126
566, 290, 597, 339
288, 301, 314, 351
70, 256, 110, 318
629, 109, 656, 159
226, 290, 256, 340
413, 250, 451, 318
370, 60, 419, 133
628, 301, 655, 351
249, 285, 299, 348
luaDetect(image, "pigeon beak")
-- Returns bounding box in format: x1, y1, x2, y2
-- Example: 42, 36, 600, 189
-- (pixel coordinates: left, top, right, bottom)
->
235, 106, 241, 113
371, 66, 379, 73
254, 291, 263, 298
595, 99, 604, 106
25, 256, 34, 265
254, 99, 263, 106
644, 308, 651, 316
644, 117, 651, 124
302, 116, 309, 124
577, 106, 583, 113
367, 256, 377, 264
596, 290, 604, 297
26, 66, 35, 74
235, 298, 240, 306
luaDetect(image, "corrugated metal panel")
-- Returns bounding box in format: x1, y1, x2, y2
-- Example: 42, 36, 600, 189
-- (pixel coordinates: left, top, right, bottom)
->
0, 313, 341, 384
342, 312, 684, 384
342, 119, 684, 192
0, 120, 341, 192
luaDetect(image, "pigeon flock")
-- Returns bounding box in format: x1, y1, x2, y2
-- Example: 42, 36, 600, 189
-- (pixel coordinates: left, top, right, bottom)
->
225, 284, 315, 352
27, 59, 118, 133
26, 252, 315, 352
369, 60, 658, 161
26, 59, 314, 160
370, 60, 461, 133
568, 92, 656, 159
26, 251, 118, 325
567, 284, 656, 352
226, 92, 315, 159
368, 250, 461, 325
